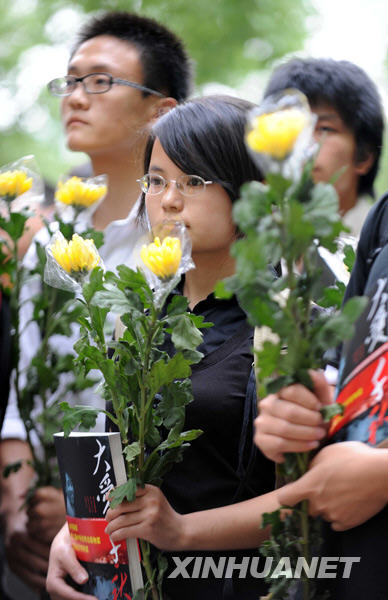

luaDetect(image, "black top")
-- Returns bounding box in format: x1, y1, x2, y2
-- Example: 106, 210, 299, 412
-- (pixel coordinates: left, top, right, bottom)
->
323, 193, 388, 599
344, 191, 388, 304
110, 284, 275, 599
159, 286, 274, 600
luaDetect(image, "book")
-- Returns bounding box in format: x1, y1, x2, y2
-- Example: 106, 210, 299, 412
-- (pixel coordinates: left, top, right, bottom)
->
328, 249, 388, 447
54, 431, 144, 599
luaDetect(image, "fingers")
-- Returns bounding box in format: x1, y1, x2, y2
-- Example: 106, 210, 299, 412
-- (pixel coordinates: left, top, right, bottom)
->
260, 393, 325, 427
277, 477, 311, 508
309, 370, 334, 406
47, 571, 97, 600
254, 392, 326, 462
46, 526, 96, 600
279, 384, 323, 412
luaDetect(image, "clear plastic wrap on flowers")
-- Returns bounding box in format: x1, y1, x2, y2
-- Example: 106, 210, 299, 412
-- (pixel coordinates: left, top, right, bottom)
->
245, 89, 317, 180
44, 230, 103, 293
0, 155, 44, 212
54, 173, 108, 219
136, 220, 194, 304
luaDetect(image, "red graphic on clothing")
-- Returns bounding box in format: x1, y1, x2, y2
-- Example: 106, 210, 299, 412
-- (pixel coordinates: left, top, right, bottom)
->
329, 342, 388, 438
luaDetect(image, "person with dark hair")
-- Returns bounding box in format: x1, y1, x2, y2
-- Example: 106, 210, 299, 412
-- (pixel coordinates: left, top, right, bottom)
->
46, 95, 278, 600
73, 11, 191, 104
264, 58, 384, 236
1, 11, 192, 599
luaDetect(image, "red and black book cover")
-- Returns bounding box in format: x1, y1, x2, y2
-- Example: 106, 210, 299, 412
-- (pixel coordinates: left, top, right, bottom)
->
54, 432, 142, 599
328, 246, 388, 446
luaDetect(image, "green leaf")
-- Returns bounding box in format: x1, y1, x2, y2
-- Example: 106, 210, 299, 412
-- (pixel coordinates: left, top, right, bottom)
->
3, 212, 29, 240
343, 243, 356, 272
149, 353, 191, 397
168, 314, 203, 351
214, 279, 233, 300
123, 441, 141, 462
342, 295, 368, 320
82, 267, 105, 303
157, 428, 203, 452
60, 403, 100, 436
320, 403, 344, 422
156, 380, 193, 430
109, 478, 137, 508
3, 461, 23, 478
166, 294, 189, 315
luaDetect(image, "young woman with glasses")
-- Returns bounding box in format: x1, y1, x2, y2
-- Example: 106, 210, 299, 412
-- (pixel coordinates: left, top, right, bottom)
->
47, 95, 280, 600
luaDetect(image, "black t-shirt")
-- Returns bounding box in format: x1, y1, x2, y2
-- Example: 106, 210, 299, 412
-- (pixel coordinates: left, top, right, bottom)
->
344, 191, 388, 304
323, 195, 388, 599
109, 286, 275, 599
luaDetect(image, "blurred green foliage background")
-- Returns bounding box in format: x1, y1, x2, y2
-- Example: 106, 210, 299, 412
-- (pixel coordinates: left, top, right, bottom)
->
1, 0, 388, 199
0, 0, 312, 184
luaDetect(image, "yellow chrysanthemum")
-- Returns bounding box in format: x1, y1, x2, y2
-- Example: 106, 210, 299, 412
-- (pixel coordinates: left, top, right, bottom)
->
0, 170, 33, 199
246, 108, 308, 160
55, 176, 107, 208
51, 233, 100, 274
140, 236, 182, 279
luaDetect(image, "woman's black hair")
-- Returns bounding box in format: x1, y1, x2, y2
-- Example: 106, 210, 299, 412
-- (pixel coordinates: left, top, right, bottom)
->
137, 95, 263, 221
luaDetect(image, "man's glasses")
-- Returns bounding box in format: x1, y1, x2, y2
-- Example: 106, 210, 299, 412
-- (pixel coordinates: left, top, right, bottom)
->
137, 174, 213, 197
47, 72, 165, 98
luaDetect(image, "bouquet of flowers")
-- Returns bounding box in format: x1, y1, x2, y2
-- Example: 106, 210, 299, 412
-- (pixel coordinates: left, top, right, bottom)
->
0, 159, 101, 491
220, 90, 367, 600
45, 220, 209, 600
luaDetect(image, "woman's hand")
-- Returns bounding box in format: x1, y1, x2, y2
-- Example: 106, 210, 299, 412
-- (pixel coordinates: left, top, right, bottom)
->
105, 484, 187, 551
254, 370, 333, 462
46, 523, 96, 600
278, 441, 388, 530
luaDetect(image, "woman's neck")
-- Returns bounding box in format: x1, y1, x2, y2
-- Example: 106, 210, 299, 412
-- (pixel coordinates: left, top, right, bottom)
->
183, 250, 236, 310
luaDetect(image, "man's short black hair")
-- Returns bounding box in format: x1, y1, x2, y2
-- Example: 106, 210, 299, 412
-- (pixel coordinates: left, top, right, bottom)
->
264, 58, 384, 197
73, 11, 192, 102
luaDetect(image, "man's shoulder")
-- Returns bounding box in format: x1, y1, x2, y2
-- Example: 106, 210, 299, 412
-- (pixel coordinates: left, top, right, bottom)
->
357, 192, 388, 258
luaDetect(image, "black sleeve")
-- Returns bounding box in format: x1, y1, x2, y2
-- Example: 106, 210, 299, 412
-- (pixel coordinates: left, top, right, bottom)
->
344, 192, 388, 303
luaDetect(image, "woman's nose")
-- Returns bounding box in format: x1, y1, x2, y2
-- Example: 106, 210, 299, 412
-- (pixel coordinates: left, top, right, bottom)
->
160, 181, 184, 212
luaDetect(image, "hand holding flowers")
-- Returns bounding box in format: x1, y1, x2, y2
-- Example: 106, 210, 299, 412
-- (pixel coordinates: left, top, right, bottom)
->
222, 90, 367, 600
45, 220, 207, 599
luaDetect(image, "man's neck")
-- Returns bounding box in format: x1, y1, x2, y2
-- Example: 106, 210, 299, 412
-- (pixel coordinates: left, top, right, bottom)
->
89, 152, 143, 230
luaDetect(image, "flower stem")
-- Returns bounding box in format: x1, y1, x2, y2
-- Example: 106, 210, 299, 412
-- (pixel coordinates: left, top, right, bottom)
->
139, 539, 159, 600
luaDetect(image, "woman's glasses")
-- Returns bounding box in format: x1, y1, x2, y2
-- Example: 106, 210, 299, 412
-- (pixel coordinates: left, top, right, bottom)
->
137, 174, 213, 196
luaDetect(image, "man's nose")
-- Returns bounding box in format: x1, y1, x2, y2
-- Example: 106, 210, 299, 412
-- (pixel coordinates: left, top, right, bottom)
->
66, 82, 90, 108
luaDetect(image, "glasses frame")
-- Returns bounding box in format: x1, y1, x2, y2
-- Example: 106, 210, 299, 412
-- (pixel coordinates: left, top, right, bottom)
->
47, 72, 166, 98
137, 173, 213, 197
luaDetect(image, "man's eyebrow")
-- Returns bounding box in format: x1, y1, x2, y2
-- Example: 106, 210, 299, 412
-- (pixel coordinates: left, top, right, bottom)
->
148, 166, 164, 173
316, 113, 340, 122
67, 64, 113, 74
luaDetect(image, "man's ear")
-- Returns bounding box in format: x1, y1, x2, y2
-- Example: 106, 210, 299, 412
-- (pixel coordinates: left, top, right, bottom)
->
151, 97, 177, 122
355, 151, 375, 176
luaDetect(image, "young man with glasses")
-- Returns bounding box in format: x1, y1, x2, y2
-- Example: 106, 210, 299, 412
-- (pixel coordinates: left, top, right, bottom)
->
0, 11, 191, 598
